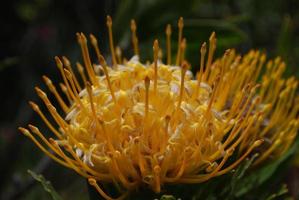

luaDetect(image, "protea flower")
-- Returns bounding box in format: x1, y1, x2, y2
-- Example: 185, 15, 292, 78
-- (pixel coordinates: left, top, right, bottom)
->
19, 16, 298, 199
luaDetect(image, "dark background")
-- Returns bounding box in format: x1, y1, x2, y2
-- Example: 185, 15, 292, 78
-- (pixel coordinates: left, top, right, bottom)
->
0, 0, 299, 199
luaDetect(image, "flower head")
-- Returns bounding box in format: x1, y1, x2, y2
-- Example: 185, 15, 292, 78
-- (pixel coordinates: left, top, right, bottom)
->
19, 16, 298, 199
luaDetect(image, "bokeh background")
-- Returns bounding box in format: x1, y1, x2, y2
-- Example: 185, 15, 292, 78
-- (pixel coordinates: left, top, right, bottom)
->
1, 0, 299, 199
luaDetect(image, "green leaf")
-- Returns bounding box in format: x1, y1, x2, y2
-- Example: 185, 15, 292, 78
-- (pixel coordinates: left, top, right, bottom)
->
222, 153, 259, 199
27, 170, 63, 200
235, 137, 299, 197
234, 153, 259, 180
265, 184, 288, 200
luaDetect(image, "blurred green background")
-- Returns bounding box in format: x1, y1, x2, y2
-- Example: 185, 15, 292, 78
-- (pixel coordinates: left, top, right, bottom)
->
0, 0, 299, 199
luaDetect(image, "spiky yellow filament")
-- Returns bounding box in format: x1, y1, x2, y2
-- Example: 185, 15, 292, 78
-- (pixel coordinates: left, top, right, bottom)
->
77, 33, 97, 85
29, 101, 63, 140
59, 83, 72, 103
194, 42, 207, 99
42, 75, 69, 113
98, 55, 116, 103
62, 56, 82, 91
166, 24, 172, 65
176, 17, 184, 66
178, 61, 188, 107
130, 19, 139, 56
180, 38, 186, 65
20, 16, 298, 200
76, 62, 87, 85
88, 178, 128, 200
115, 46, 122, 64
107, 15, 117, 66
144, 76, 150, 118
153, 39, 159, 93
86, 82, 99, 125
19, 128, 69, 167
203, 32, 216, 81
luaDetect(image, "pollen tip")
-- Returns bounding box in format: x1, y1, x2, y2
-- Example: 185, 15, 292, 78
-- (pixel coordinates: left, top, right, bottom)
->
76, 32, 81, 42
254, 139, 264, 147
201, 42, 207, 52
224, 49, 231, 56
89, 34, 97, 45
42, 74, 48, 80
153, 39, 159, 50
62, 56, 70, 66
209, 31, 216, 41
28, 124, 38, 132
131, 19, 136, 30
35, 87, 46, 97
54, 56, 63, 68
166, 24, 171, 35
42, 75, 51, 85
28, 101, 39, 110
116, 46, 121, 56
19, 127, 30, 136
106, 15, 112, 26
88, 178, 97, 185
178, 17, 184, 28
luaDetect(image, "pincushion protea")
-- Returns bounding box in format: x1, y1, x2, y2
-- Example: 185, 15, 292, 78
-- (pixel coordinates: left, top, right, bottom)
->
19, 16, 298, 199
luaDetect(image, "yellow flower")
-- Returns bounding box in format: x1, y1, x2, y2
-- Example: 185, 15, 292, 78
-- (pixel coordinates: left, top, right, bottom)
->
19, 16, 298, 199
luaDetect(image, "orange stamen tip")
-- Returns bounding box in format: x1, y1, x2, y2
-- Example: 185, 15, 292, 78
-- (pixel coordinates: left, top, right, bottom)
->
89, 34, 98, 45
201, 42, 207, 52
80, 32, 86, 38
106, 15, 112, 26
178, 17, 184, 28
254, 139, 264, 147
89, 178, 97, 185
116, 46, 121, 56
76, 32, 81, 42
153, 39, 159, 51
54, 56, 63, 67
224, 49, 231, 55
166, 24, 172, 35
131, 19, 136, 31
19, 127, 30, 136
28, 101, 39, 111
62, 56, 71, 66
209, 31, 216, 40
28, 124, 39, 133
35, 87, 46, 97
42, 75, 51, 83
